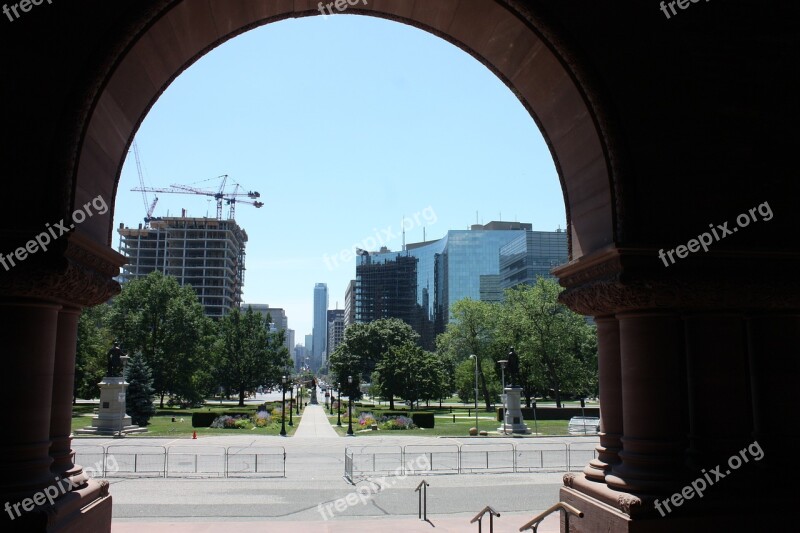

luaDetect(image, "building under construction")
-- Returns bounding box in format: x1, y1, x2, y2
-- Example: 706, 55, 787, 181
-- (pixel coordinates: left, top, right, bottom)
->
117, 216, 247, 319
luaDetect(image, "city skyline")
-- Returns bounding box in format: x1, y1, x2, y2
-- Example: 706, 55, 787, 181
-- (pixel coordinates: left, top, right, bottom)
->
110, 15, 566, 337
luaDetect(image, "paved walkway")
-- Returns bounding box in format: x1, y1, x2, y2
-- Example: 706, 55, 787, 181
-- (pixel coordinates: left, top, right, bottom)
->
112, 513, 559, 532
293, 404, 340, 438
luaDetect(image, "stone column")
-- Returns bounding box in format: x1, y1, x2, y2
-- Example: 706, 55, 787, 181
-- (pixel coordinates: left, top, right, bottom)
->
605, 311, 688, 494
50, 306, 83, 476
584, 315, 622, 481
0, 232, 124, 531
0, 300, 60, 501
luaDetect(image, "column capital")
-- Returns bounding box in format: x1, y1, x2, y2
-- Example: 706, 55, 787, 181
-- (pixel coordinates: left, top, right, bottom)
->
0, 230, 125, 306
554, 245, 800, 315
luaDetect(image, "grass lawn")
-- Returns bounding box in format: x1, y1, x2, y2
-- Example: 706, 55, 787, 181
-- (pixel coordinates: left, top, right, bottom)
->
325, 410, 569, 437
71, 404, 303, 438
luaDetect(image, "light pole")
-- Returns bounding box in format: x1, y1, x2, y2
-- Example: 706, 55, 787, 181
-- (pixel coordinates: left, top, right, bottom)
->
288, 380, 294, 427
336, 382, 342, 426
346, 375, 354, 436
469, 354, 478, 432
498, 359, 508, 435
280, 375, 287, 437
296, 383, 301, 415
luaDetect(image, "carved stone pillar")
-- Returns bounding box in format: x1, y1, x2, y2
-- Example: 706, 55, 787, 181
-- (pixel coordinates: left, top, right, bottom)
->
50, 306, 82, 476
553, 246, 800, 532
0, 231, 123, 531
584, 315, 622, 481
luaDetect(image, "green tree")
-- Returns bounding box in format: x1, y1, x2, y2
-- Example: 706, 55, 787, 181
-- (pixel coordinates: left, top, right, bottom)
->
74, 303, 114, 402
436, 298, 499, 410
502, 278, 597, 407
374, 344, 446, 408
125, 351, 156, 426
215, 307, 290, 406
329, 318, 419, 407
108, 271, 215, 407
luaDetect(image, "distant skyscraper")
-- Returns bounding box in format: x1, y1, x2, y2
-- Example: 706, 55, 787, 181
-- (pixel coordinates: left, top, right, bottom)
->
327, 309, 345, 362
304, 334, 313, 370
312, 283, 328, 371
344, 280, 356, 327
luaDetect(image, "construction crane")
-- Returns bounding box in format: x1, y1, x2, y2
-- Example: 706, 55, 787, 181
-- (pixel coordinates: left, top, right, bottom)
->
131, 142, 159, 226
132, 174, 263, 220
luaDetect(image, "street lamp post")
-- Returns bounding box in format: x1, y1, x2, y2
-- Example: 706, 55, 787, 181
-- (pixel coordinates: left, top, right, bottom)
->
469, 355, 478, 432
346, 375, 354, 436
288, 381, 294, 427
498, 359, 508, 435
336, 382, 342, 426
296, 383, 301, 415
280, 375, 287, 437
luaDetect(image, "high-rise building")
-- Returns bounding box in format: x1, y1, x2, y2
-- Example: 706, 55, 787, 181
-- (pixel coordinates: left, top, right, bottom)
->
499, 229, 568, 289
344, 280, 356, 327
244, 304, 293, 351
354, 222, 562, 348
117, 217, 247, 319
312, 283, 328, 371
327, 309, 345, 361
303, 334, 313, 370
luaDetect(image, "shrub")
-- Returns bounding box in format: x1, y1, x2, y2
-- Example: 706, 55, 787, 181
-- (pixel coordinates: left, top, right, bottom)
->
192, 412, 218, 428
210, 414, 251, 429
411, 412, 435, 429
358, 412, 376, 428
380, 416, 416, 430
253, 411, 272, 427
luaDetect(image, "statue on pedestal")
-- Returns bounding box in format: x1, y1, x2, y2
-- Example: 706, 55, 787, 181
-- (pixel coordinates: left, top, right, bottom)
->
107, 341, 126, 377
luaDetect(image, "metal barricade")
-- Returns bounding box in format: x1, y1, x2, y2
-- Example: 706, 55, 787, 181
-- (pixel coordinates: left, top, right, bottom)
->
344, 446, 404, 483
106, 445, 167, 477
459, 442, 515, 473
514, 442, 569, 473
166, 445, 226, 477
567, 441, 598, 471
403, 444, 460, 475
226, 446, 285, 478
72, 445, 106, 476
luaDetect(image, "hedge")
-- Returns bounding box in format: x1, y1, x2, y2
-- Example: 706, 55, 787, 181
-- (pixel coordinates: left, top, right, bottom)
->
411, 411, 435, 429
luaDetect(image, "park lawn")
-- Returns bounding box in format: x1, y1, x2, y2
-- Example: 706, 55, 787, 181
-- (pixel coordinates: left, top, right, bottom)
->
326, 412, 569, 437
71, 405, 303, 438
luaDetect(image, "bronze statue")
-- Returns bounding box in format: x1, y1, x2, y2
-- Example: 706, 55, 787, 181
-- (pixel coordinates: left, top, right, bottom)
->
106, 341, 126, 377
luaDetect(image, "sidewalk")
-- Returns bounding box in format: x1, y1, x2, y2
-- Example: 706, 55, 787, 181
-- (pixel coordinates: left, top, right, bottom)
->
293, 404, 340, 438
112, 513, 560, 532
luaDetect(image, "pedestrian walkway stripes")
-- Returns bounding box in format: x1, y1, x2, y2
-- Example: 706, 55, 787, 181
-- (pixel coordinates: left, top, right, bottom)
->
293, 404, 340, 438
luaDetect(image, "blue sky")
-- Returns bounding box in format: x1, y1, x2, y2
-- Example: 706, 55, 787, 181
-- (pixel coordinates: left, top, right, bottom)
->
113, 14, 565, 341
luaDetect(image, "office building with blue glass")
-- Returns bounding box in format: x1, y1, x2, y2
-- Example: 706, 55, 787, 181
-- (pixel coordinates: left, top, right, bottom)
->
499, 229, 568, 290
355, 221, 542, 348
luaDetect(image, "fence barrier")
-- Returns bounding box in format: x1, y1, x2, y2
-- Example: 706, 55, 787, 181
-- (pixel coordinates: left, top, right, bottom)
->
344, 441, 597, 482
73, 445, 286, 478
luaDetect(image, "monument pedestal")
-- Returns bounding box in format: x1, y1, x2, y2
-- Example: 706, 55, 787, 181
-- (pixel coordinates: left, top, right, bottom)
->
499, 387, 529, 434
310, 385, 319, 405
76, 377, 146, 436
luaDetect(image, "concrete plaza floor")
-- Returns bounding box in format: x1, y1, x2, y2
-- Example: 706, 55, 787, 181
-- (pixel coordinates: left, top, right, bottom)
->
80, 405, 591, 532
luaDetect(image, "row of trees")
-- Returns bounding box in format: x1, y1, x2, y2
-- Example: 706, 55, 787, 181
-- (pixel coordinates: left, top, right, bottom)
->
75, 271, 292, 407
329, 278, 598, 409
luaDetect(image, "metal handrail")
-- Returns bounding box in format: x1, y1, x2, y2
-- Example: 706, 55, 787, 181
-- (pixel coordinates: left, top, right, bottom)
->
519, 502, 583, 532
414, 479, 429, 521
470, 505, 500, 533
